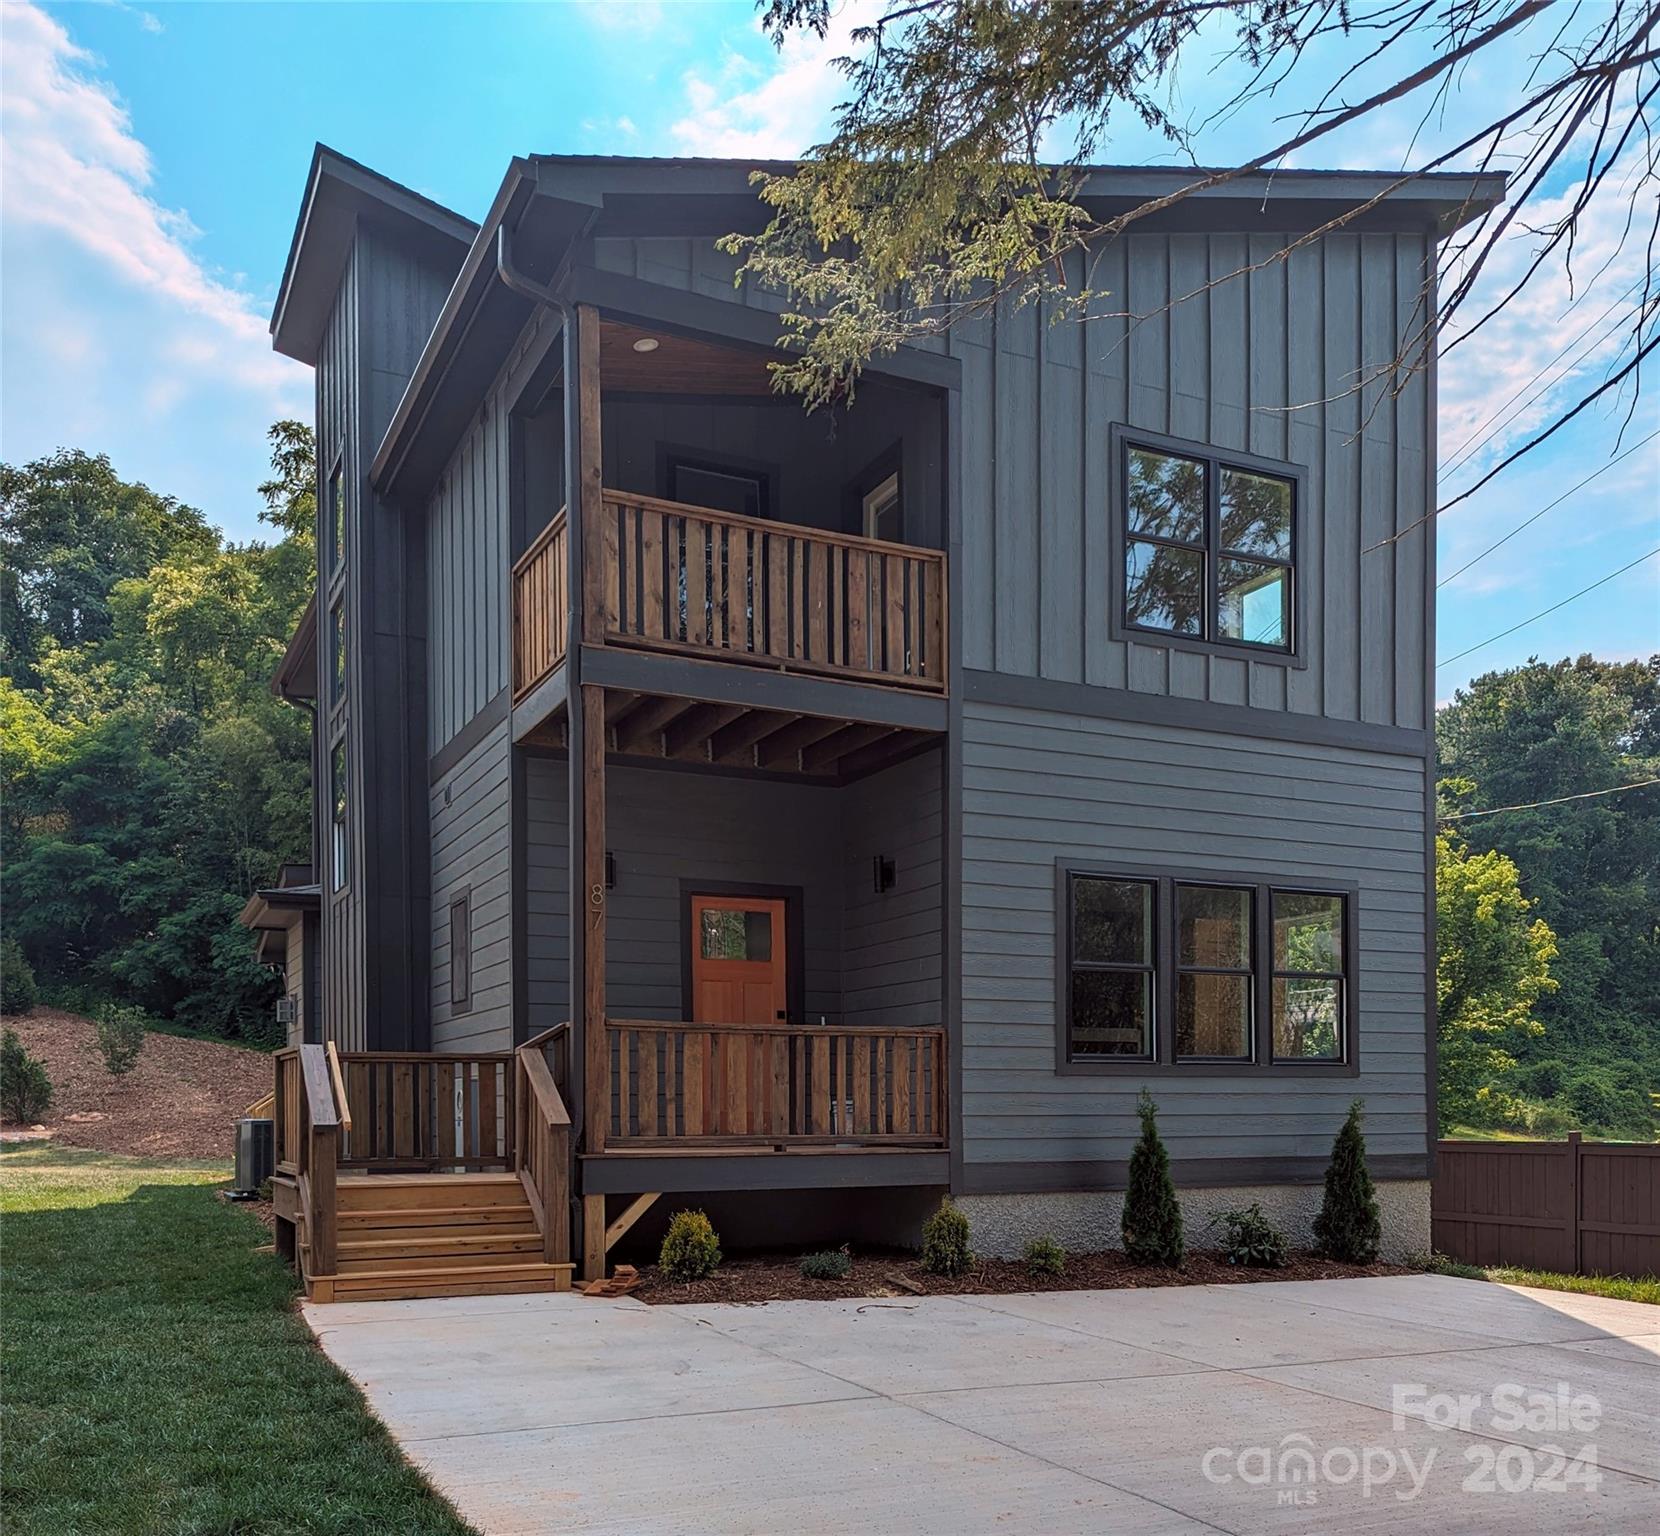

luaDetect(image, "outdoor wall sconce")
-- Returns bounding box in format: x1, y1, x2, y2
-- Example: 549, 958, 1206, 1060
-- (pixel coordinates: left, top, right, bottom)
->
604, 851, 617, 889
873, 855, 896, 894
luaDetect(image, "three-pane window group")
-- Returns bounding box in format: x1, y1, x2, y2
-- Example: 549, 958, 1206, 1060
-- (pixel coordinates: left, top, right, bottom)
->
1067, 872, 1348, 1066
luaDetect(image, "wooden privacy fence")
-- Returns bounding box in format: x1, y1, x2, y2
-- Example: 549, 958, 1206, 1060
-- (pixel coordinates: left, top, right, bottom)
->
333, 1051, 513, 1170
603, 1019, 947, 1148
600, 492, 947, 691
1433, 1135, 1660, 1278
511, 508, 567, 699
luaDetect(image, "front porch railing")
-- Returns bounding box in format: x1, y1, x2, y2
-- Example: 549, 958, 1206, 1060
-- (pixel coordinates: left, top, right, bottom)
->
510, 492, 948, 702
332, 1051, 514, 1169
603, 1019, 947, 1148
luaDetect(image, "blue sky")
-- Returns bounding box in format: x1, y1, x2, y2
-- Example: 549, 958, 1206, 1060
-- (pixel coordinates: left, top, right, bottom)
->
1, 0, 1653, 703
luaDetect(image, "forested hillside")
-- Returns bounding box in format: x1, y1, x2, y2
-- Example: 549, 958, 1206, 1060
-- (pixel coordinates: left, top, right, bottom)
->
1, 426, 315, 1043
1437, 657, 1660, 1140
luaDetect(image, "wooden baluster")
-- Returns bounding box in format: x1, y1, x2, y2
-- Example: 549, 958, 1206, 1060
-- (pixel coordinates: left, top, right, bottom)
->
894, 1036, 914, 1136
722, 1033, 745, 1135
638, 1031, 658, 1138
662, 1029, 679, 1138
436, 1060, 456, 1165
616, 1027, 632, 1140
709, 525, 728, 649
811, 1034, 831, 1136
765, 534, 788, 662
685, 517, 708, 645
770, 1035, 789, 1137
923, 558, 945, 681
393, 1060, 413, 1160
682, 1030, 704, 1137
845, 548, 869, 673
853, 1036, 872, 1136
884, 555, 906, 678
806, 542, 828, 663
459, 1061, 476, 1161
479, 1061, 498, 1164
640, 506, 665, 641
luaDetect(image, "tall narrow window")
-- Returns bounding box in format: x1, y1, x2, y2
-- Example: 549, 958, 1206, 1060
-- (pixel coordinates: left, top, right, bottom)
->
1175, 884, 1254, 1059
1066, 875, 1156, 1060
330, 740, 349, 892
328, 462, 346, 573
1272, 892, 1347, 1060
862, 471, 902, 543
1119, 431, 1297, 654
450, 894, 471, 1011
329, 598, 346, 706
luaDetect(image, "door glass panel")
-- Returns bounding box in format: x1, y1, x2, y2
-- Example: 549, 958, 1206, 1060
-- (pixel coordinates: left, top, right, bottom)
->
700, 907, 773, 961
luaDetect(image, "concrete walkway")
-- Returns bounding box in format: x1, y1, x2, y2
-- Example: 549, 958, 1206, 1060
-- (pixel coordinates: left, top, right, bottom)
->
305, 1274, 1658, 1534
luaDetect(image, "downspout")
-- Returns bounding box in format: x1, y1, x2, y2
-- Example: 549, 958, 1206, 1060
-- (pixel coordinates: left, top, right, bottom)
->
494, 218, 590, 1151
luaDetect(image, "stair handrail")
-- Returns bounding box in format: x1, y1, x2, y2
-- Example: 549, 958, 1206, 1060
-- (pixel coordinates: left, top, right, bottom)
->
514, 1023, 572, 1266
296, 1042, 342, 1279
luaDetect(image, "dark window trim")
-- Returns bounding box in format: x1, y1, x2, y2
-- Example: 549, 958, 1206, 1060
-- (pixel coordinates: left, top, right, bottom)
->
677, 879, 806, 1025
1054, 858, 1358, 1077
328, 595, 347, 715
1173, 881, 1257, 1063
657, 444, 777, 521
328, 733, 350, 899
326, 454, 348, 589
1108, 424, 1308, 668
449, 888, 472, 1013
1060, 870, 1158, 1063
845, 441, 905, 542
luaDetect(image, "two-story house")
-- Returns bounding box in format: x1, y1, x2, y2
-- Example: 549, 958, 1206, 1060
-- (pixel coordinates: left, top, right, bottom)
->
246, 146, 1502, 1302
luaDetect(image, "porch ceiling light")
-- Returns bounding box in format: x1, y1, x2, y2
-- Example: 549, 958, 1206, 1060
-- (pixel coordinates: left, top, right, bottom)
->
631, 336, 661, 353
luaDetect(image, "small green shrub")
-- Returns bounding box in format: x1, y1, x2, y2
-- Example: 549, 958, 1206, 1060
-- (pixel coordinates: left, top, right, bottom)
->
1023, 1236, 1066, 1276
257, 1177, 275, 1203
0, 938, 37, 1017
1211, 1203, 1289, 1268
0, 1028, 53, 1123
94, 1003, 148, 1077
658, 1209, 722, 1282
1314, 1098, 1382, 1263
799, 1248, 852, 1280
920, 1199, 972, 1275
1122, 1088, 1184, 1266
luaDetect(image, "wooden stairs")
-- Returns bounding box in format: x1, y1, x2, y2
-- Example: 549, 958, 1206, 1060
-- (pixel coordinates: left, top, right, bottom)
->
304, 1173, 574, 1303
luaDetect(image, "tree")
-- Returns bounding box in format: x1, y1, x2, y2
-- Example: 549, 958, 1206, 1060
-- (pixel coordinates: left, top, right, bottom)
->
1121, 1087, 1183, 1265
1439, 657, 1660, 1138
732, 0, 1655, 507
1436, 829, 1557, 1132
1313, 1100, 1382, 1264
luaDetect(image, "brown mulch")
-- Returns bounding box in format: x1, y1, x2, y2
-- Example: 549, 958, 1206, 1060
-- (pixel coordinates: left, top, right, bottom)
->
0, 1008, 271, 1161
636, 1247, 1409, 1305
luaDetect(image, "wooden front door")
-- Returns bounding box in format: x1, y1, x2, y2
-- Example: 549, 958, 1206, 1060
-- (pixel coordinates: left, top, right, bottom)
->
690, 895, 788, 1025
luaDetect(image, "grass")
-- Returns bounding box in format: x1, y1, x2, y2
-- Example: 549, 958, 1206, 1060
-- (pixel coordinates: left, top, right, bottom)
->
1, 1143, 475, 1536
1423, 1252, 1660, 1305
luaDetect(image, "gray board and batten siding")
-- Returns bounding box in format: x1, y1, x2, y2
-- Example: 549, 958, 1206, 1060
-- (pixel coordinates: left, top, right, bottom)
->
313, 227, 458, 1050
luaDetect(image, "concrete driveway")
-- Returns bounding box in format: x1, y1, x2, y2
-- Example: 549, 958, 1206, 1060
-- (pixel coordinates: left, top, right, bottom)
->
305, 1274, 1658, 1534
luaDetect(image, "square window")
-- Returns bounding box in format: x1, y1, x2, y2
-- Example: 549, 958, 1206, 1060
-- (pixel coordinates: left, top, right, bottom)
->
1273, 977, 1343, 1060
1127, 448, 1206, 543
1074, 878, 1153, 966
1177, 973, 1252, 1058
1218, 558, 1289, 648
1177, 885, 1251, 969
1273, 892, 1344, 973
1221, 467, 1292, 560
1125, 540, 1204, 635
1071, 970, 1153, 1058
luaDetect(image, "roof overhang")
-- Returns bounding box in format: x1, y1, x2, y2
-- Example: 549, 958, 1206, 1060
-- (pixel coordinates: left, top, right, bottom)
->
369, 155, 1507, 505
271, 593, 318, 702
237, 882, 319, 934
271, 145, 477, 365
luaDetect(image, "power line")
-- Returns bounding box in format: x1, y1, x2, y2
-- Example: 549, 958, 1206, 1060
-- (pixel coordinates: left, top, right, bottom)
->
1436, 547, 1660, 669
1437, 430, 1659, 589
1440, 778, 1660, 821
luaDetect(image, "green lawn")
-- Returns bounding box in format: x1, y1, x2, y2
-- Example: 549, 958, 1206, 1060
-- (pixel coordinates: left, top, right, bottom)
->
1, 1144, 475, 1536
1425, 1252, 1659, 1305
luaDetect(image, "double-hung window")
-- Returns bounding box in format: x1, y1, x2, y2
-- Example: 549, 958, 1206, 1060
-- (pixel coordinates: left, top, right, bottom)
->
1060, 864, 1354, 1072
1117, 428, 1298, 655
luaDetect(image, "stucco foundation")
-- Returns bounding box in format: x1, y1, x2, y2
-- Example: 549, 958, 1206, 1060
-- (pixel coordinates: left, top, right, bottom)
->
956, 1179, 1430, 1264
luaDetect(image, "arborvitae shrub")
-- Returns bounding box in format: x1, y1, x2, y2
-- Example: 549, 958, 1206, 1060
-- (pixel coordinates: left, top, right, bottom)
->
1313, 1099, 1383, 1263
94, 1003, 147, 1077
0, 939, 37, 1017
1122, 1088, 1184, 1266
1023, 1236, 1066, 1276
799, 1248, 852, 1280
1212, 1203, 1289, 1268
0, 1029, 52, 1123
658, 1209, 722, 1281
920, 1199, 972, 1275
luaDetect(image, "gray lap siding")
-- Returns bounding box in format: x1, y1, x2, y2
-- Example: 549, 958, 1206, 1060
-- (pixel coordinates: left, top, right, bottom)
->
959, 701, 1428, 1174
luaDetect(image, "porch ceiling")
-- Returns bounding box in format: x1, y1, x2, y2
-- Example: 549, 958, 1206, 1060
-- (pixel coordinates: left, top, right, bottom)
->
599, 320, 776, 396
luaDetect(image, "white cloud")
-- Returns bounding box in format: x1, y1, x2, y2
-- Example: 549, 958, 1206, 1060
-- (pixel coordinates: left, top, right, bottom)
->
669, 1, 882, 159
0, 1, 306, 526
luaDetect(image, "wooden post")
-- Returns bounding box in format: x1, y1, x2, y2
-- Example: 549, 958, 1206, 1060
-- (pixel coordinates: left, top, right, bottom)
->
309, 1123, 338, 1278
582, 1192, 607, 1282
576, 303, 606, 643
581, 683, 607, 1153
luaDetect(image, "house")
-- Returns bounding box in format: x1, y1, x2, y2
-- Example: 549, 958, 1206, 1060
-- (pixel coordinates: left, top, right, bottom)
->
248, 145, 1503, 1301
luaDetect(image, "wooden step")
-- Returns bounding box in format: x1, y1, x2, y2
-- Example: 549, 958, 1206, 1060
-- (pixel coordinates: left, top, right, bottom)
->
338, 1232, 546, 1267
336, 1175, 526, 1213
310, 1261, 574, 1303
337, 1204, 536, 1232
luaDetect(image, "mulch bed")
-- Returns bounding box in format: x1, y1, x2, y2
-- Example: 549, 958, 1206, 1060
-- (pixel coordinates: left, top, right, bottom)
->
635, 1247, 1409, 1304
0, 1008, 270, 1161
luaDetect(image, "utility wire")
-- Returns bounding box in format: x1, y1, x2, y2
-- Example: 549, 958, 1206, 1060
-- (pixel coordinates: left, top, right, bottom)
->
1438, 430, 1659, 589
1436, 547, 1660, 668
1440, 778, 1660, 821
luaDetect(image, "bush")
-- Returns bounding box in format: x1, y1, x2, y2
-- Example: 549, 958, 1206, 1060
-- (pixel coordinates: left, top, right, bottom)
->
920, 1199, 972, 1275
658, 1209, 722, 1282
0, 938, 37, 1017
0, 1029, 53, 1123
1122, 1088, 1184, 1266
799, 1248, 852, 1280
1314, 1098, 1382, 1263
1023, 1236, 1066, 1276
1211, 1203, 1289, 1268
94, 1002, 147, 1077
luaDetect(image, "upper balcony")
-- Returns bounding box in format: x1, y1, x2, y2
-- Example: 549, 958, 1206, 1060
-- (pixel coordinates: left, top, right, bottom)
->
513, 491, 947, 705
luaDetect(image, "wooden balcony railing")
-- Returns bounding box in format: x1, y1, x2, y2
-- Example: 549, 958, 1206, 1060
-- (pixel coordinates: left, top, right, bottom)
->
511, 508, 567, 700
510, 493, 948, 702
602, 492, 946, 691
602, 1019, 947, 1149
332, 1051, 514, 1170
